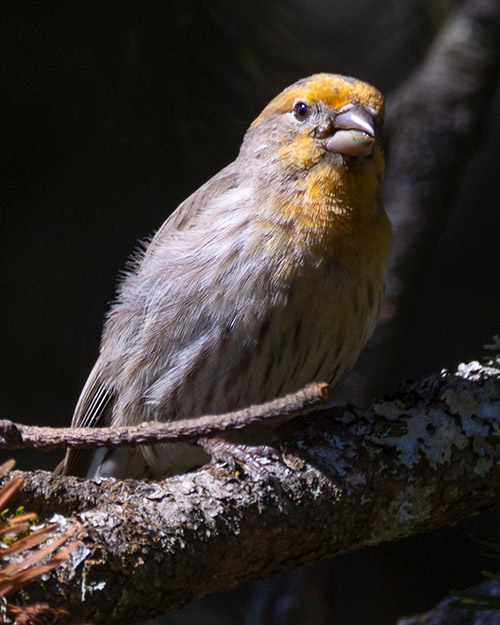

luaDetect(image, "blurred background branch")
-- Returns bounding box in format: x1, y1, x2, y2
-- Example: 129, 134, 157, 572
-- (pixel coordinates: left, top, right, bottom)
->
339, 0, 500, 406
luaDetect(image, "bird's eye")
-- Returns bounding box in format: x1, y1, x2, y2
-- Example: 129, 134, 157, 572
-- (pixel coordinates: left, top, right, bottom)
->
293, 100, 310, 121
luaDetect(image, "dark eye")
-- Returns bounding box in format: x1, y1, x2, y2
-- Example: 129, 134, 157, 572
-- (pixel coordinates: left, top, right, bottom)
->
293, 100, 310, 121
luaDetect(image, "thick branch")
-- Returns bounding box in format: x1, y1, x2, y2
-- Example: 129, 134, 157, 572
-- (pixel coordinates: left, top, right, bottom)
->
4, 357, 500, 625
0, 383, 328, 451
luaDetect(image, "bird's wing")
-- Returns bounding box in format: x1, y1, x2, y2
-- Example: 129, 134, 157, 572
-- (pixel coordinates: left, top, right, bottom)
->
59, 163, 242, 476
141, 164, 240, 256
58, 359, 114, 477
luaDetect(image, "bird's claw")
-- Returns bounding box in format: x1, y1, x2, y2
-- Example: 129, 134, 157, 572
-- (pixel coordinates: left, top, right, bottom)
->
198, 436, 282, 488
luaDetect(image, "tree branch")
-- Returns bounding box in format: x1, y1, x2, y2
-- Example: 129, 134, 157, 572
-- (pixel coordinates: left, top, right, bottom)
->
4, 356, 500, 625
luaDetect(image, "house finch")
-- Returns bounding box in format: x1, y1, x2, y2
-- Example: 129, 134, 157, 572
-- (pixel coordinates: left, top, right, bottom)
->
61, 73, 391, 479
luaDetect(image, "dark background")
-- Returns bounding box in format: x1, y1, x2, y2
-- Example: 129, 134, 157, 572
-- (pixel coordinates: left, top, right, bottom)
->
2, 1, 500, 624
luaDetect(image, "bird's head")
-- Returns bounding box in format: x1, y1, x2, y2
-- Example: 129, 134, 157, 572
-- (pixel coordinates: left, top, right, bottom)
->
241, 73, 384, 174
239, 74, 387, 250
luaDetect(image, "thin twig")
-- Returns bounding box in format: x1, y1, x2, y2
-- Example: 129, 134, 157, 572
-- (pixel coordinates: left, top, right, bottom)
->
0, 382, 329, 451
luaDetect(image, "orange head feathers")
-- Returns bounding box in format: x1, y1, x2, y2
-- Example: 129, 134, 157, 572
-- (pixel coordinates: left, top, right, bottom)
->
241, 73, 388, 262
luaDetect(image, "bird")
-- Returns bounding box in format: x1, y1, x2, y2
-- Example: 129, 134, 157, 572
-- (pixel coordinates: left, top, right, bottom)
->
60, 73, 392, 480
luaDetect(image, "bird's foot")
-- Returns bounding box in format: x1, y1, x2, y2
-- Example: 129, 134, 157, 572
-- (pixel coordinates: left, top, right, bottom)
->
198, 436, 282, 487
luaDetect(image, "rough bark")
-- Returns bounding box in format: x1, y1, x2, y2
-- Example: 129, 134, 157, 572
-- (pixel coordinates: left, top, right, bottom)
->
3, 356, 500, 625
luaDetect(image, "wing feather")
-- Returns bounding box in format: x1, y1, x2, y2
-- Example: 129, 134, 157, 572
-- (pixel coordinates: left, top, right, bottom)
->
60, 162, 243, 476
59, 359, 114, 476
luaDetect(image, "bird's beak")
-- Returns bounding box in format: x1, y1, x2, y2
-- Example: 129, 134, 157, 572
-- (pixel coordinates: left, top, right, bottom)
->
325, 105, 376, 157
